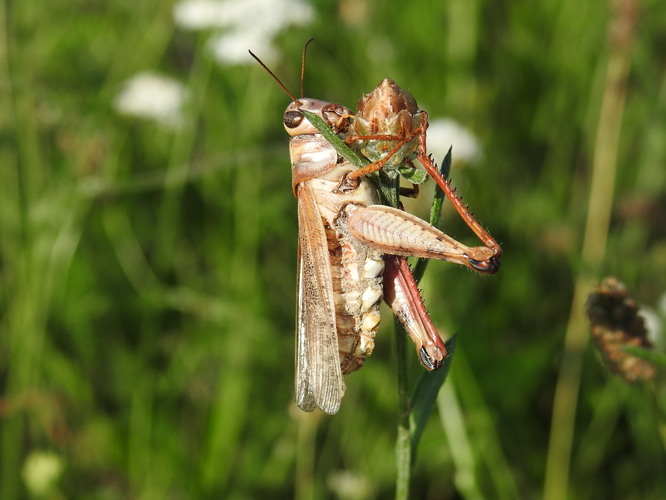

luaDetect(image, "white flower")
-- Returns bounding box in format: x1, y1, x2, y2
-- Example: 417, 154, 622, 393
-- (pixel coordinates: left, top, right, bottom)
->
113, 72, 187, 129
208, 29, 279, 66
640, 306, 663, 351
22, 451, 64, 496
327, 470, 372, 500
173, 0, 315, 66
172, 0, 231, 30
426, 118, 482, 166
646, 291, 666, 351
658, 290, 666, 316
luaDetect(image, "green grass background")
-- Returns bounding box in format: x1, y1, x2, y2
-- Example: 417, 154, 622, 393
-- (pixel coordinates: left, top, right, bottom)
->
2, 0, 666, 498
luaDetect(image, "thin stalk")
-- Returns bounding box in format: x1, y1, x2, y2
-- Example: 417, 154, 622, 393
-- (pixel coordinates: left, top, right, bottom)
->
395, 151, 449, 499
295, 412, 319, 500
543, 2, 638, 498
394, 315, 412, 500
1, 4, 50, 497
383, 168, 412, 499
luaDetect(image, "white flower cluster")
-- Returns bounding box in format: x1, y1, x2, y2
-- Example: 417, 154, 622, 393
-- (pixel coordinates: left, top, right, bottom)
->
173, 0, 314, 65
112, 1, 313, 129
641, 290, 666, 350
425, 118, 482, 166
113, 72, 188, 129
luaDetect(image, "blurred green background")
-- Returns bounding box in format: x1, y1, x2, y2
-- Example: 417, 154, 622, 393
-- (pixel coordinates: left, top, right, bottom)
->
2, 0, 665, 498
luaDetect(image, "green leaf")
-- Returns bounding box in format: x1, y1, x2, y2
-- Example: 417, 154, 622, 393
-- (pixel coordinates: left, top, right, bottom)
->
368, 169, 399, 208
441, 146, 452, 180
397, 165, 428, 184
300, 110, 369, 169
410, 336, 457, 454
621, 346, 666, 368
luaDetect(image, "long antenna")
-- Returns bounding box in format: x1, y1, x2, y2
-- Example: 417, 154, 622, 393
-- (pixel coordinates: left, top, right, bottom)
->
248, 50, 301, 105
300, 38, 315, 99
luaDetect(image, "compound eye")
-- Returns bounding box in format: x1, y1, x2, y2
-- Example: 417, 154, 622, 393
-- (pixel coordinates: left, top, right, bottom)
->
284, 110, 304, 129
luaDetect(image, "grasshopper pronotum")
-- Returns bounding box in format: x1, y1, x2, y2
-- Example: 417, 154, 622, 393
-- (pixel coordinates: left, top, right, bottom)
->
250, 46, 501, 414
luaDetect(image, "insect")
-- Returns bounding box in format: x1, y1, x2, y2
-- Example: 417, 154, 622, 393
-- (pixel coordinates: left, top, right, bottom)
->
250, 46, 501, 414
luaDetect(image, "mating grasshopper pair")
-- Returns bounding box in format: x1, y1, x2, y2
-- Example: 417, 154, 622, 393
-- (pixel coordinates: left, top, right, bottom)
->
251, 48, 501, 415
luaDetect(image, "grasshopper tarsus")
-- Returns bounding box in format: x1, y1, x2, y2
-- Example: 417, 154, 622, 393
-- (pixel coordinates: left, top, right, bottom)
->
419, 346, 443, 370
468, 255, 501, 274
398, 184, 419, 198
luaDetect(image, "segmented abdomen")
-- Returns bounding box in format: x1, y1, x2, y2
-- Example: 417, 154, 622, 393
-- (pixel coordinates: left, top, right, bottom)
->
327, 223, 384, 373
309, 166, 385, 374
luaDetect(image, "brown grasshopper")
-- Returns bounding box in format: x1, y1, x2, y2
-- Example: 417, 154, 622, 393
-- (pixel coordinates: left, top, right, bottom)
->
250, 49, 501, 414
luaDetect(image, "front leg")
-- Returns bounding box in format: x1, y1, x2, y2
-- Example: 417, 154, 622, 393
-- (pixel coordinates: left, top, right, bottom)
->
345, 130, 420, 181
344, 204, 500, 274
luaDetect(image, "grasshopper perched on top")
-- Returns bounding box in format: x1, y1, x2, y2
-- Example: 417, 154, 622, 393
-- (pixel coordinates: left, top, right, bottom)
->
250, 46, 501, 415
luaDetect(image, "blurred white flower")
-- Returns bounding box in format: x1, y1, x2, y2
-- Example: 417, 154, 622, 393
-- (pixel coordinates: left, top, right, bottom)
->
172, 0, 231, 29
658, 290, 666, 316
173, 0, 314, 65
426, 118, 482, 166
640, 306, 663, 349
208, 29, 279, 66
327, 470, 373, 500
113, 72, 187, 129
22, 451, 64, 496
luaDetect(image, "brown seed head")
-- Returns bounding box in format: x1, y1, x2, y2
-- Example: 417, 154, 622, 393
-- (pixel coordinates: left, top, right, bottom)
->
354, 79, 422, 137
586, 277, 656, 383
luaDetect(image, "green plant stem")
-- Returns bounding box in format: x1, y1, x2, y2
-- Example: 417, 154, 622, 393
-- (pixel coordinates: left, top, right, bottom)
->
394, 317, 412, 500
437, 382, 481, 499
394, 152, 449, 499
295, 412, 319, 500
543, 2, 637, 498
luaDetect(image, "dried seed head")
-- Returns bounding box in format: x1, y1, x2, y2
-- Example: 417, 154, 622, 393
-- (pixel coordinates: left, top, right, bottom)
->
586, 277, 656, 383
354, 78, 422, 137
351, 79, 426, 169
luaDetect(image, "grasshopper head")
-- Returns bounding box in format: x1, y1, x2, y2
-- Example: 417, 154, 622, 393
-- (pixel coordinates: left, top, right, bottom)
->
284, 98, 353, 137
